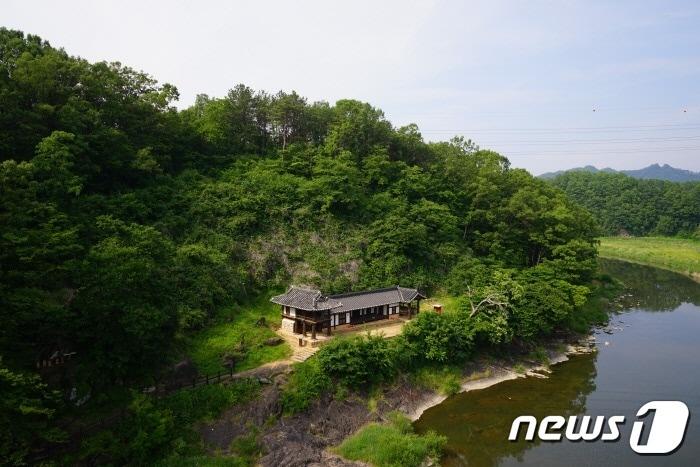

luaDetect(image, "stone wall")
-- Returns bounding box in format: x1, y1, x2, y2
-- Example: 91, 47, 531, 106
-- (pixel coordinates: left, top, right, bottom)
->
280, 317, 295, 333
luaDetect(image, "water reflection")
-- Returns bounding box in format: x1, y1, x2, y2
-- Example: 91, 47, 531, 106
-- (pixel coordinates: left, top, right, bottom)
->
414, 355, 598, 466
415, 260, 700, 466
599, 259, 700, 311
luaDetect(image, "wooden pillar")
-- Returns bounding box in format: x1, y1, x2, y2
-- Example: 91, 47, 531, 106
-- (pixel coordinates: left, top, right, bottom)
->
312, 323, 317, 340
302, 320, 306, 336
326, 323, 331, 336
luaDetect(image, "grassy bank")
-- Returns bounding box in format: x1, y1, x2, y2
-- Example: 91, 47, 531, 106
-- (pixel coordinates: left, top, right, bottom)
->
334, 412, 446, 467
186, 293, 291, 374
599, 236, 700, 281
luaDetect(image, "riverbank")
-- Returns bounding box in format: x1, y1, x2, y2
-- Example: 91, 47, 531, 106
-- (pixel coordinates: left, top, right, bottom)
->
415, 260, 700, 465
406, 334, 596, 421
599, 236, 700, 282
196, 332, 598, 466
197, 277, 621, 466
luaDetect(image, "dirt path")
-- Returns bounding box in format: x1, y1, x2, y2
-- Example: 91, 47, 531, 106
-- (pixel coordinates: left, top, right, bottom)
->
274, 319, 409, 364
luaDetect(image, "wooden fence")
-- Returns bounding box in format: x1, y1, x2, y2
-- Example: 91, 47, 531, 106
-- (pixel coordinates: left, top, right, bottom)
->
143, 364, 251, 396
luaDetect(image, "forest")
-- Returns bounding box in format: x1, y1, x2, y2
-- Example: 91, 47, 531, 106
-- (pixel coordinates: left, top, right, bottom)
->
1, 29, 603, 464
550, 171, 700, 237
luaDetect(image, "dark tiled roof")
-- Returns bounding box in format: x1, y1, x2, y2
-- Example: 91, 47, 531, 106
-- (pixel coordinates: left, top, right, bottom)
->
397, 286, 423, 302
330, 286, 425, 314
270, 286, 342, 311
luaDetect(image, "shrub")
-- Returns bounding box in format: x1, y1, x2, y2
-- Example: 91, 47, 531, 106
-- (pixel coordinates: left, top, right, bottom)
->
316, 334, 397, 389
229, 430, 261, 465
334, 413, 446, 467
401, 311, 475, 364
0, 361, 65, 465
76, 381, 260, 465
528, 346, 549, 366
161, 379, 260, 425
280, 358, 331, 415
387, 410, 413, 433
509, 268, 589, 341
411, 365, 462, 396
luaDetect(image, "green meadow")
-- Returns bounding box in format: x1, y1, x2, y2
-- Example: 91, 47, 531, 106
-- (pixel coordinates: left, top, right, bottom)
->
598, 237, 700, 281
186, 293, 291, 374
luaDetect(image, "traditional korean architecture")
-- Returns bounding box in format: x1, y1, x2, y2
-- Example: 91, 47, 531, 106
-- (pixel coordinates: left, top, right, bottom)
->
271, 285, 425, 338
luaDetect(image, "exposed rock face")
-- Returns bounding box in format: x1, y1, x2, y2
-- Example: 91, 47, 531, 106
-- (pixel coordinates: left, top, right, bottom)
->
201, 383, 283, 448
199, 369, 434, 466
260, 395, 380, 466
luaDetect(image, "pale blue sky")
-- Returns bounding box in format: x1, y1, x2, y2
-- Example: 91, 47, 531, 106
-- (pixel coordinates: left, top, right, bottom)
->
4, 0, 700, 174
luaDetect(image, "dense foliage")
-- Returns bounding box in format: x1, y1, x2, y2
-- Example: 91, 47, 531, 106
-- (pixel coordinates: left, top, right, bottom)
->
0, 359, 65, 465
1, 28, 600, 463
71, 380, 259, 466
550, 171, 700, 237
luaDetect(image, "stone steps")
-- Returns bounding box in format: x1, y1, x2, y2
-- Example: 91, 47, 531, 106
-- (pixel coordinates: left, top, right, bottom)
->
275, 329, 324, 363
290, 345, 319, 362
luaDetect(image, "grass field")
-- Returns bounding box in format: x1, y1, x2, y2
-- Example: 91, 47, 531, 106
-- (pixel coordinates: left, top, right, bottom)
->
422, 293, 462, 313
598, 236, 700, 281
334, 412, 446, 467
186, 293, 291, 374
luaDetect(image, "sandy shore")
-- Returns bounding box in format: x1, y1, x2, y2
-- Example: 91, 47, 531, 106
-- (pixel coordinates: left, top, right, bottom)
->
408, 335, 597, 421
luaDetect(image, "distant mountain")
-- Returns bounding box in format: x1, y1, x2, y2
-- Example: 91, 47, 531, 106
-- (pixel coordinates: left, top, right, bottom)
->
539, 163, 700, 182
622, 164, 700, 182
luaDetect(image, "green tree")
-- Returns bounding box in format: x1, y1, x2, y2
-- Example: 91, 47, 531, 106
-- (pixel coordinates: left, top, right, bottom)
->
71, 217, 177, 385
0, 359, 65, 465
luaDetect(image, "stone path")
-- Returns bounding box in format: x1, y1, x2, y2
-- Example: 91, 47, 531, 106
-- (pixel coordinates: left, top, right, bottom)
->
275, 329, 326, 362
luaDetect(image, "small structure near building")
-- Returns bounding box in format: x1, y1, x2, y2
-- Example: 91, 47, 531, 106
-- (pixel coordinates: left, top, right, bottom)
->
433, 304, 443, 314
271, 285, 425, 339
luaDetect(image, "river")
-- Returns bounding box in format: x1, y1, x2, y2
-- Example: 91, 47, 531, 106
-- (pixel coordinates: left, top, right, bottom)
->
414, 259, 700, 466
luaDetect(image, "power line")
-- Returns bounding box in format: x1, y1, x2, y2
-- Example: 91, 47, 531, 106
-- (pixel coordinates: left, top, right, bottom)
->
477, 135, 700, 146
420, 123, 700, 134
500, 146, 700, 156
396, 105, 697, 118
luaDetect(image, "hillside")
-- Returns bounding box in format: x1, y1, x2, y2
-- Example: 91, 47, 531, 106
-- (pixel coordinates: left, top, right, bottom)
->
550, 171, 700, 236
0, 28, 602, 465
539, 163, 700, 182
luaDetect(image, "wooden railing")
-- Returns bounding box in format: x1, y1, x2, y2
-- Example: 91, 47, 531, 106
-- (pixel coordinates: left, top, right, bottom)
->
143, 365, 244, 397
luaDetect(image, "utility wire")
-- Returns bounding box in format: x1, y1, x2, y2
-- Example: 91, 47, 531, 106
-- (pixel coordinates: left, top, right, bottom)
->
477, 135, 700, 146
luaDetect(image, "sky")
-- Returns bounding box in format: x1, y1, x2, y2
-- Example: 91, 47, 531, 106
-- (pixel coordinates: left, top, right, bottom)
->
4, 0, 700, 174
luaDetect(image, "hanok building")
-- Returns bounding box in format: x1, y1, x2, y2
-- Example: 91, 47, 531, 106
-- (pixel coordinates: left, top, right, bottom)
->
271, 285, 425, 339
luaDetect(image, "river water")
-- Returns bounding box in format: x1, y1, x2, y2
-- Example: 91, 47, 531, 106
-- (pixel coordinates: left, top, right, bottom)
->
414, 260, 700, 466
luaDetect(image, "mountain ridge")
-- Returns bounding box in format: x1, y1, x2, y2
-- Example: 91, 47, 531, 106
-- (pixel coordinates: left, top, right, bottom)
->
539, 163, 700, 182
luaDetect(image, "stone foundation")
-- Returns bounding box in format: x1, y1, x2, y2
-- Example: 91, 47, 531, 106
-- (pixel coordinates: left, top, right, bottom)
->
280, 317, 295, 333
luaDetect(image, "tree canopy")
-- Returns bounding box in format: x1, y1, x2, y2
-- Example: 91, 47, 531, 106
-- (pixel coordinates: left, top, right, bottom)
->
550, 170, 700, 237
0, 28, 601, 464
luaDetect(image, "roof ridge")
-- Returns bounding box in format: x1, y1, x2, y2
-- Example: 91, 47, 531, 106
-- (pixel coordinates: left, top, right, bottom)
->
330, 285, 400, 298
289, 284, 322, 293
